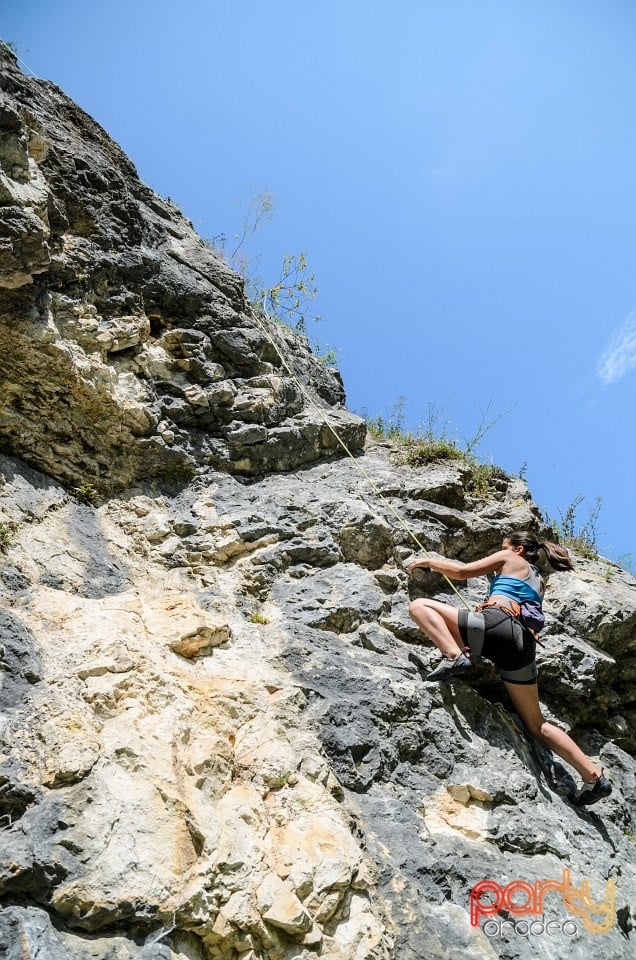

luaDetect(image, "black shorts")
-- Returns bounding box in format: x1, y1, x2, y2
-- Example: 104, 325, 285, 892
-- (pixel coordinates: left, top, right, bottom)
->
458, 607, 537, 685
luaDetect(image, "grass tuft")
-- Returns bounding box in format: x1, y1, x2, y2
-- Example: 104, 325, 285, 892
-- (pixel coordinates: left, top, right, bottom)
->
364, 398, 511, 497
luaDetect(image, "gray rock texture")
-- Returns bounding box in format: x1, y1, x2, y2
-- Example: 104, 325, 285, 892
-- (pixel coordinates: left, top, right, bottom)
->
0, 44, 635, 960
0, 47, 362, 495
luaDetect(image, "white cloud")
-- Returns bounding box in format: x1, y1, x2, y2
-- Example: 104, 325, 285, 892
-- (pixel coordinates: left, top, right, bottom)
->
597, 311, 636, 385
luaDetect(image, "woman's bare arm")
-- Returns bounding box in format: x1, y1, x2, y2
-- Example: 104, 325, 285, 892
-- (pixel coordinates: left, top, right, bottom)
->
406, 550, 512, 580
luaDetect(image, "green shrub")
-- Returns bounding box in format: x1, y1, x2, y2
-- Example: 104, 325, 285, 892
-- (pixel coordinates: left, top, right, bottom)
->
464, 463, 510, 497
312, 342, 339, 368
364, 398, 511, 496
544, 494, 601, 560
401, 437, 465, 466
215, 192, 333, 366
248, 611, 270, 625
365, 397, 409, 441
72, 483, 98, 506
0, 521, 16, 549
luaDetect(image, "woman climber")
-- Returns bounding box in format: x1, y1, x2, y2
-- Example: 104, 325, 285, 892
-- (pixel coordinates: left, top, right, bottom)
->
406, 530, 612, 807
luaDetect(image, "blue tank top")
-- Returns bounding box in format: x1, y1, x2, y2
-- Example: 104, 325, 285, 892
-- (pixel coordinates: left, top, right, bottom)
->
488, 564, 543, 606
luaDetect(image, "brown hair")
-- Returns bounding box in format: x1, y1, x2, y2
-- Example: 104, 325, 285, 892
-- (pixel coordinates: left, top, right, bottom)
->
505, 530, 574, 571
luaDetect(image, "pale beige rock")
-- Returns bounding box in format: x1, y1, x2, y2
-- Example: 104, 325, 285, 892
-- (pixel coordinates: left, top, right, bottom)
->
320, 892, 389, 960
76, 646, 135, 679
212, 784, 268, 884
136, 510, 172, 542
40, 715, 100, 787
422, 785, 491, 843
266, 810, 361, 908
234, 717, 298, 789
49, 762, 201, 923
256, 874, 312, 935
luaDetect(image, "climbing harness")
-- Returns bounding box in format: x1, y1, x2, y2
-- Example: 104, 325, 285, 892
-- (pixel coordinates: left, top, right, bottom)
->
246, 300, 472, 610
476, 599, 521, 617
475, 599, 544, 645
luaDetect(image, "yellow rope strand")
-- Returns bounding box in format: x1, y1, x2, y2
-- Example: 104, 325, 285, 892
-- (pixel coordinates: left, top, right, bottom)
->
247, 300, 471, 609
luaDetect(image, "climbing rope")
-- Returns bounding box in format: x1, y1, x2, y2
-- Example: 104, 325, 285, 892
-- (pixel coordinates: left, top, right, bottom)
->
246, 300, 471, 610
0, 40, 39, 79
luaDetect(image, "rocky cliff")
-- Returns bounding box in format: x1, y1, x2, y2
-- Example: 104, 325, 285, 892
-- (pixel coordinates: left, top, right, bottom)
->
0, 46, 634, 960
0, 45, 363, 493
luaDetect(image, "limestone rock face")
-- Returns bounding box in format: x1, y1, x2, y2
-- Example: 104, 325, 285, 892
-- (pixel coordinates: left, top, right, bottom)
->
1, 448, 635, 960
0, 45, 635, 960
0, 455, 389, 960
0, 47, 362, 494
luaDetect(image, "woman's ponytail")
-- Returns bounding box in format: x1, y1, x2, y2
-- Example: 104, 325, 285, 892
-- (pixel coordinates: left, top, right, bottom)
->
539, 540, 574, 571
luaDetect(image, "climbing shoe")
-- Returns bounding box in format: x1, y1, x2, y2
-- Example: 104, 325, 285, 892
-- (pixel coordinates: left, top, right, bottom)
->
572, 770, 612, 807
426, 653, 472, 683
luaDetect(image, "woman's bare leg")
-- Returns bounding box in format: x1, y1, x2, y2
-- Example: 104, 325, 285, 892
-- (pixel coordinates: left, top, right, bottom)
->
409, 599, 466, 659
504, 682, 600, 781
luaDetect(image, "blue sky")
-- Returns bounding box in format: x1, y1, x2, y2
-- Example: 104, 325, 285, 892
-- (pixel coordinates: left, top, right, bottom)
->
4, 1, 636, 565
